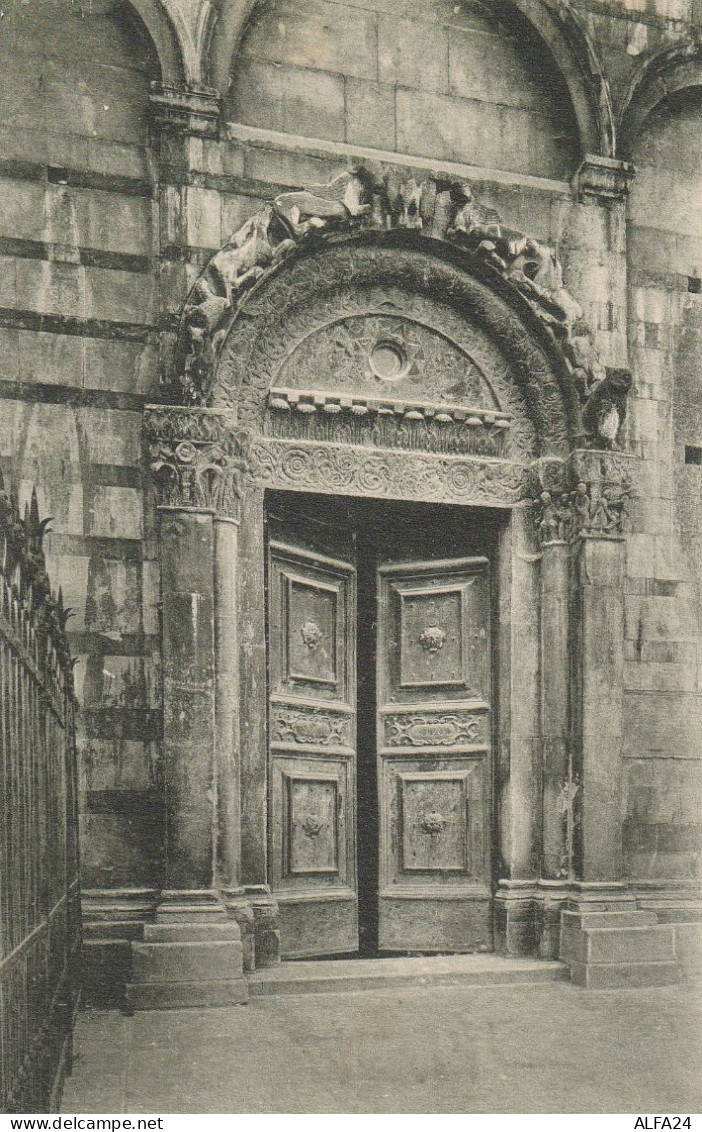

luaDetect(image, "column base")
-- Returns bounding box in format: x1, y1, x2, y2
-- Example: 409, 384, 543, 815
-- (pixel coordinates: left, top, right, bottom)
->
537, 880, 572, 960
559, 884, 682, 989
245, 886, 281, 968
126, 891, 248, 1009
494, 881, 539, 957
221, 888, 256, 972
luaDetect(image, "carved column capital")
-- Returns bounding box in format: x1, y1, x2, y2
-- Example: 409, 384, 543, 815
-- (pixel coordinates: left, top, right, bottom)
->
149, 82, 222, 139
569, 449, 636, 541
144, 405, 250, 520
533, 449, 636, 546
574, 155, 636, 202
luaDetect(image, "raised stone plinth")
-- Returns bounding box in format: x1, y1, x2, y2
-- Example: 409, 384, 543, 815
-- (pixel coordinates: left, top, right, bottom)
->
126, 921, 248, 1010
560, 908, 681, 988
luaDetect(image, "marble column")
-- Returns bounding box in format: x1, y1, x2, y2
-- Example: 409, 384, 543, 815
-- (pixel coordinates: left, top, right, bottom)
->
214, 511, 257, 970
538, 519, 573, 958
568, 449, 636, 888
493, 502, 542, 956
158, 503, 218, 908
126, 407, 249, 1009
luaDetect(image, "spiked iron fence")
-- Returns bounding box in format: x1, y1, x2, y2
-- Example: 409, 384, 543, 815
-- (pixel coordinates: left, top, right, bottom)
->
0, 475, 81, 1114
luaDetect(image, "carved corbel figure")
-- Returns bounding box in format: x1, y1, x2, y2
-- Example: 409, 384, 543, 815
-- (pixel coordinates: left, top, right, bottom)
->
581, 367, 633, 450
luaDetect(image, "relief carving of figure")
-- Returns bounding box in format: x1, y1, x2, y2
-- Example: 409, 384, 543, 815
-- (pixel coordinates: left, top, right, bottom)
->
535, 490, 570, 544
273, 167, 373, 238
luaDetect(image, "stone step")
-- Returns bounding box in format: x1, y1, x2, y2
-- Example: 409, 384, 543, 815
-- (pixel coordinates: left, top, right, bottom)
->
247, 954, 569, 997
144, 922, 242, 943
561, 924, 676, 965
126, 978, 249, 1010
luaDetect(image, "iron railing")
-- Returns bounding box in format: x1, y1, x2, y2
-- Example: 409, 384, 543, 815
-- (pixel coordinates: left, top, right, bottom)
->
0, 475, 81, 1113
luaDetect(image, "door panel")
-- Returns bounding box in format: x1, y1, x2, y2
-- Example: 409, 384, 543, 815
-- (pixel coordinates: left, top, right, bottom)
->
377, 557, 492, 953
267, 532, 358, 958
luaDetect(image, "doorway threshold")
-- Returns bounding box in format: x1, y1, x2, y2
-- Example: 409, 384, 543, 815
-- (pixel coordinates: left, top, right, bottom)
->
247, 954, 569, 997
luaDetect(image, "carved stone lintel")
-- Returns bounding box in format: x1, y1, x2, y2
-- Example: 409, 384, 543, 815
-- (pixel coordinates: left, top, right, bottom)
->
267, 387, 512, 458
574, 155, 636, 202
149, 82, 222, 139
250, 437, 530, 507
144, 406, 250, 518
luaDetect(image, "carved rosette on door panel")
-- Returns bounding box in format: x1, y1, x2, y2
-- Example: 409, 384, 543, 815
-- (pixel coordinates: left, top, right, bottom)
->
376, 557, 492, 953
267, 536, 358, 959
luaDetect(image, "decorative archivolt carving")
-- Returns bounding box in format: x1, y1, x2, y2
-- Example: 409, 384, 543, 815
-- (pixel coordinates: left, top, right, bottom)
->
144, 406, 250, 518
219, 244, 569, 457
174, 164, 629, 450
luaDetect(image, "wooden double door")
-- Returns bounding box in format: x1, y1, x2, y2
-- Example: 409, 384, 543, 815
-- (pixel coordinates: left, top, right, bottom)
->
266, 495, 494, 958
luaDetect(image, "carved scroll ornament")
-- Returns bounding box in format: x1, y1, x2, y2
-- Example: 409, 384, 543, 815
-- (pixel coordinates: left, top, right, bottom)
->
174, 165, 629, 449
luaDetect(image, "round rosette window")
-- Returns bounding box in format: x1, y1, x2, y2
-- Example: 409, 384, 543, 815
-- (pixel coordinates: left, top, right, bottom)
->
368, 339, 411, 382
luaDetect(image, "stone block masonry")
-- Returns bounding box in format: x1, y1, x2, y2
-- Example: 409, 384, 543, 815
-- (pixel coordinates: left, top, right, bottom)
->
0, 0, 698, 1001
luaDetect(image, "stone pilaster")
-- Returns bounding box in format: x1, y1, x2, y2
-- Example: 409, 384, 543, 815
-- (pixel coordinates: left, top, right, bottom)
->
563, 155, 636, 375
149, 83, 224, 402
567, 449, 635, 883
552, 450, 679, 987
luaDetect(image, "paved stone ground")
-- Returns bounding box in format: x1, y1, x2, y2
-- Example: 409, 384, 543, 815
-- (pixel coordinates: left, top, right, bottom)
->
62, 982, 702, 1114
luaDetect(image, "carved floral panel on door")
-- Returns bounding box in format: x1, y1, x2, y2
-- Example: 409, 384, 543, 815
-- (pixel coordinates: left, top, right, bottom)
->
377, 557, 491, 953
268, 534, 358, 958
283, 771, 342, 877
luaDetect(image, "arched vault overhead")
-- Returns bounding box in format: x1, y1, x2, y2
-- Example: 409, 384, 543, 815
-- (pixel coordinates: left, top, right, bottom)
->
208, 0, 258, 93
510, 0, 615, 158
618, 39, 702, 160
208, 0, 614, 159
128, 0, 188, 86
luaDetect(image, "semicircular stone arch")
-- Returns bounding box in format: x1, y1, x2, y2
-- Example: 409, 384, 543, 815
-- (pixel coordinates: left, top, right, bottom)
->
214, 0, 612, 163
618, 41, 702, 160
214, 236, 576, 463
